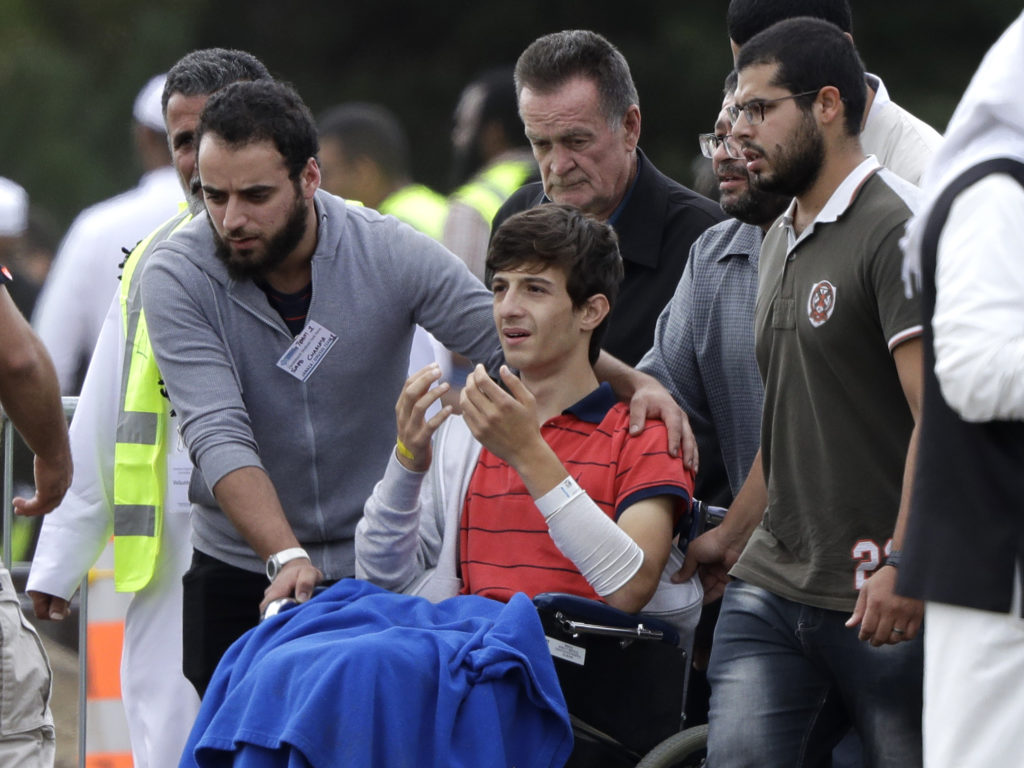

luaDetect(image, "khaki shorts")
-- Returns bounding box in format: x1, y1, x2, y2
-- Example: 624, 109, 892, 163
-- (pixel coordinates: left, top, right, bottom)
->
0, 566, 54, 767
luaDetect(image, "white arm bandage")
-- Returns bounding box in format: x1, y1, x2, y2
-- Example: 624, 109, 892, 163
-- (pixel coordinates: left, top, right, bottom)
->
534, 476, 644, 597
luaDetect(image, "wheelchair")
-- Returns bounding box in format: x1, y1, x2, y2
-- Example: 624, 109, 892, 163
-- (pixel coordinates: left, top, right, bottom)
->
499, 500, 724, 766
533, 591, 707, 768
263, 589, 708, 767
260, 500, 724, 767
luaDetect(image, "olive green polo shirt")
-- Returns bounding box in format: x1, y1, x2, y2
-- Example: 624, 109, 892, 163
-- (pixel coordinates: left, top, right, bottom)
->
733, 159, 922, 612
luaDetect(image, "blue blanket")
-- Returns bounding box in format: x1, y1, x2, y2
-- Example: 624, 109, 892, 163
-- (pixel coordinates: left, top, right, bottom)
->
180, 579, 573, 768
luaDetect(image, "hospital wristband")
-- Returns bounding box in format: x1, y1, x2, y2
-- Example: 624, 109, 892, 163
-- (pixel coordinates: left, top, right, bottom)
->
395, 438, 415, 462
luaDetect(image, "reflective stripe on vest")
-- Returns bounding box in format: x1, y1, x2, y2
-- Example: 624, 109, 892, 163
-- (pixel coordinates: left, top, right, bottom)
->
379, 184, 449, 240
451, 159, 536, 224
112, 209, 192, 592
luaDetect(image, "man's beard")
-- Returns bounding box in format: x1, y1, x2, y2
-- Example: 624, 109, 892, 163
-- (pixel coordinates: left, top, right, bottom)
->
212, 193, 308, 282
186, 173, 205, 216
718, 159, 792, 227
748, 112, 825, 199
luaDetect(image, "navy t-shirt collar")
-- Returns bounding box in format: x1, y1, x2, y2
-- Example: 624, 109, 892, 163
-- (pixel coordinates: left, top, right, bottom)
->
561, 382, 617, 424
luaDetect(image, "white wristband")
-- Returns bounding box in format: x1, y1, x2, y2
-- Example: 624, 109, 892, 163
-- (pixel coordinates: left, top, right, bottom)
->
534, 476, 585, 519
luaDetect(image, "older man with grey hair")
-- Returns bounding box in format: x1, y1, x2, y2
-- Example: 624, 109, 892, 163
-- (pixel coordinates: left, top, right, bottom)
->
492, 29, 726, 370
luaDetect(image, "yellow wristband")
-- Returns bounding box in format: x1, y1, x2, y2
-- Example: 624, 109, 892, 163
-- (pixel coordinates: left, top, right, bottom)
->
395, 438, 415, 462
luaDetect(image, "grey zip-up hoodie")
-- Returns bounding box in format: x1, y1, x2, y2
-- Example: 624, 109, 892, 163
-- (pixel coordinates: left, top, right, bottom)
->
141, 190, 502, 578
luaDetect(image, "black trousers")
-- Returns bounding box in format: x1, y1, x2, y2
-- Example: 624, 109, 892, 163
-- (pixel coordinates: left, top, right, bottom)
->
181, 549, 267, 698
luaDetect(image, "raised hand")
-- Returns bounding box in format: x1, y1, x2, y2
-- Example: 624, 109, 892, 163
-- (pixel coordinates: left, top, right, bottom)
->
459, 364, 543, 466
394, 363, 453, 472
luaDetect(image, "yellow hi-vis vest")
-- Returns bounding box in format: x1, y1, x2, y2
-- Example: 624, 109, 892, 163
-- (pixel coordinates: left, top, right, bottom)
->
450, 158, 537, 225
112, 208, 192, 592
379, 184, 449, 240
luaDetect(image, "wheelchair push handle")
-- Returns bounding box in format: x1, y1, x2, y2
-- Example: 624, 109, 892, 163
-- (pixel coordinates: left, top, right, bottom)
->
261, 585, 329, 620
685, 498, 726, 549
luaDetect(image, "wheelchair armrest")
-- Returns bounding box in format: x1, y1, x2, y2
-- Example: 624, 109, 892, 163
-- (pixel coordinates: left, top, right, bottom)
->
533, 592, 680, 646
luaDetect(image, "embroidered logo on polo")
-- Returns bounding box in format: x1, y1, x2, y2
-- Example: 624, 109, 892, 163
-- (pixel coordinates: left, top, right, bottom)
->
807, 280, 836, 328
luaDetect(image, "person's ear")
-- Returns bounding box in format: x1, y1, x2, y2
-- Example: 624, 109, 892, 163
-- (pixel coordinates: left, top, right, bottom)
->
579, 293, 610, 330
817, 86, 844, 129
622, 105, 641, 152
300, 157, 320, 199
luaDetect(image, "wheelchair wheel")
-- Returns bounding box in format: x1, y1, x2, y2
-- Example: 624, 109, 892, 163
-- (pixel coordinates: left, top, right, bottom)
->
634, 724, 708, 768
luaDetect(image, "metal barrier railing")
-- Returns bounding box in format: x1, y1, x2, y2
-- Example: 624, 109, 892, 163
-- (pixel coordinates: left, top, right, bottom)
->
2, 396, 86, 768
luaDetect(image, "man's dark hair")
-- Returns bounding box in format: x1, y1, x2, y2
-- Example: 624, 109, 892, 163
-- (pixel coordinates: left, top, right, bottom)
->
317, 103, 409, 183
514, 30, 639, 125
162, 48, 271, 116
471, 67, 522, 146
727, 0, 852, 45
487, 204, 623, 365
737, 17, 866, 136
449, 67, 528, 188
197, 80, 319, 181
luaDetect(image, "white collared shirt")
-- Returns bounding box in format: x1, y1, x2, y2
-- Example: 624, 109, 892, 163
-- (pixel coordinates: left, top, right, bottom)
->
860, 73, 943, 186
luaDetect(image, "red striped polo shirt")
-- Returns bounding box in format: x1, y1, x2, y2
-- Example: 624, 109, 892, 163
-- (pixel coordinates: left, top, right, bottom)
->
459, 383, 694, 603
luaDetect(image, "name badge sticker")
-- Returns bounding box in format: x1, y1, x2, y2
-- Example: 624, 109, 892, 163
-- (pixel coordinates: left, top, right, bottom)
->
170, 462, 192, 514
276, 320, 338, 382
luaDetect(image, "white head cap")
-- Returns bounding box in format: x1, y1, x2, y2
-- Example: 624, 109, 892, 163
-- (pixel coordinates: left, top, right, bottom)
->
0, 178, 28, 237
133, 73, 168, 133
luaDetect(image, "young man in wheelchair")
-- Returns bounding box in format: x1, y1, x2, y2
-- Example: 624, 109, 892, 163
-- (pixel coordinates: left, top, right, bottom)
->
357, 205, 703, 765
356, 203, 698, 622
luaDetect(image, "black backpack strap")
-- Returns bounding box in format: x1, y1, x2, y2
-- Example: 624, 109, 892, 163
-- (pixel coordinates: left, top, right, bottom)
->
920, 157, 1024, 275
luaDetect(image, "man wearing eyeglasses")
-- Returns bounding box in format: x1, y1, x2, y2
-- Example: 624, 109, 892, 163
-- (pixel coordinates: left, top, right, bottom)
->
726, 0, 942, 186
636, 71, 793, 725
690, 19, 926, 767
639, 68, 790, 560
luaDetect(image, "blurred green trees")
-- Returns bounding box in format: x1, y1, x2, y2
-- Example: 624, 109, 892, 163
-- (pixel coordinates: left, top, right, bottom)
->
1, 0, 1019, 232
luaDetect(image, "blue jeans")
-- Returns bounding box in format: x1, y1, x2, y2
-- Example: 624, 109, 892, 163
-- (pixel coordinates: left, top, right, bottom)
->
706, 580, 922, 767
